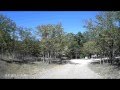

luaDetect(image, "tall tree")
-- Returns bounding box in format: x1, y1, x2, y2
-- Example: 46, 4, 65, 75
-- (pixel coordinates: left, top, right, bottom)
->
84, 11, 120, 63
37, 23, 66, 63
0, 14, 17, 58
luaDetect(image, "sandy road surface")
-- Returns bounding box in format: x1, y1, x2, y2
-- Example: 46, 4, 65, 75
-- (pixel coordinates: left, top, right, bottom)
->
31, 59, 102, 79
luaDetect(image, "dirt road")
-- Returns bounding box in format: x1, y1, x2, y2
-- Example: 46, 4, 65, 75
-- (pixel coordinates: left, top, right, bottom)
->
31, 59, 102, 79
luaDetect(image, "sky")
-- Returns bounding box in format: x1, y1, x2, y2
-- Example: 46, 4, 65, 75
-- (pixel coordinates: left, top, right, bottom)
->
0, 11, 99, 34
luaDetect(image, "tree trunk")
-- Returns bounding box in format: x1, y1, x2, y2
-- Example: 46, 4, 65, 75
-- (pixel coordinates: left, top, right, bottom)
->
89, 54, 91, 59
48, 51, 51, 64
70, 55, 72, 59
1, 45, 3, 59
12, 31, 15, 59
109, 40, 115, 64
48, 51, 49, 58
100, 58, 102, 64
54, 51, 55, 59
109, 48, 115, 64
43, 51, 45, 63
55, 52, 56, 59
59, 50, 62, 64
75, 53, 77, 59
56, 51, 58, 59
50, 51, 51, 58
109, 51, 113, 64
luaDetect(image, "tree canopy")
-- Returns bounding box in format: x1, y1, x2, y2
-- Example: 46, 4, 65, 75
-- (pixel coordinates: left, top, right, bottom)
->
0, 12, 120, 64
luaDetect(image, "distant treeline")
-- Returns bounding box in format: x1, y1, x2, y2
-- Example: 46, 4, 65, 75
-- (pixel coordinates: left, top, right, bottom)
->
0, 11, 120, 64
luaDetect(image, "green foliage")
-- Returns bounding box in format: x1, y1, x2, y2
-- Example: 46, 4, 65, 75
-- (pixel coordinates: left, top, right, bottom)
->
84, 11, 120, 61
1, 11, 120, 63
0, 14, 17, 54
82, 41, 100, 57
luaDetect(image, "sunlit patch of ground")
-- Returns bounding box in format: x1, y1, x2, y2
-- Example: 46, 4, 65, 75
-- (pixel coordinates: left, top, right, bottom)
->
88, 62, 120, 79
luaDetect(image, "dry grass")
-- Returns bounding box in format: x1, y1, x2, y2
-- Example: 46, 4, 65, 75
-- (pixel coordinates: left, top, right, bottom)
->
0, 60, 58, 79
88, 62, 120, 79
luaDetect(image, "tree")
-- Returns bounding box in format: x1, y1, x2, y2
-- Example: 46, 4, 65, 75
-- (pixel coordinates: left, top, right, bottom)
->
37, 24, 54, 62
82, 41, 100, 58
0, 14, 17, 59
114, 11, 120, 27
96, 29, 120, 63
37, 23, 66, 63
65, 32, 84, 59
15, 27, 40, 60
75, 32, 85, 58
84, 11, 120, 64
66, 33, 75, 59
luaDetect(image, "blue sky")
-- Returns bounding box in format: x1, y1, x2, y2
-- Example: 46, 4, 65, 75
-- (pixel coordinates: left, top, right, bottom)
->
0, 11, 98, 34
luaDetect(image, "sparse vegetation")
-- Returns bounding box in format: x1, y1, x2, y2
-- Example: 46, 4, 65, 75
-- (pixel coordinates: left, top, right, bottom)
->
0, 11, 120, 79
88, 62, 120, 79
0, 59, 58, 79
